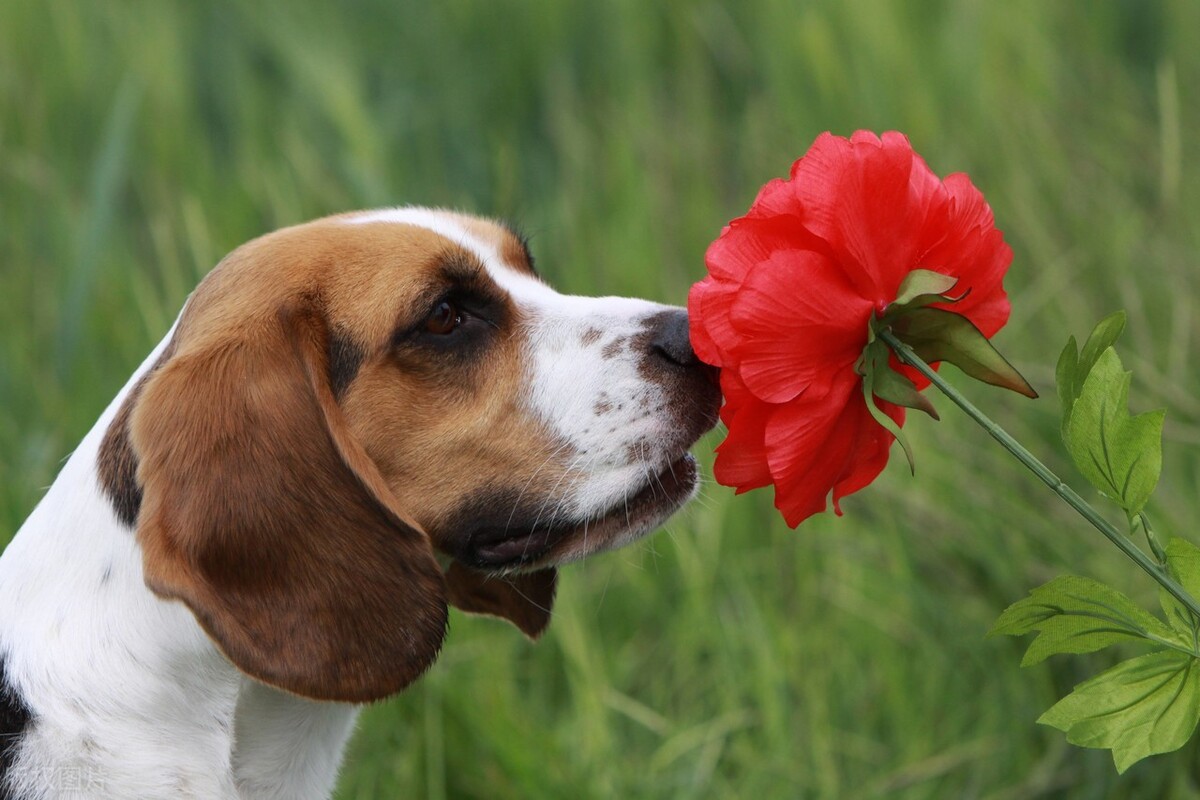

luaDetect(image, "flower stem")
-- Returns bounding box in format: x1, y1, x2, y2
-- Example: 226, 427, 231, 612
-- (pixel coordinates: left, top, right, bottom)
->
878, 328, 1200, 621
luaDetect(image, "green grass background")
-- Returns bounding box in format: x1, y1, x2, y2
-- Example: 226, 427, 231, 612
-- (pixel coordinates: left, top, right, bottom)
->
3, 1, 1199, 797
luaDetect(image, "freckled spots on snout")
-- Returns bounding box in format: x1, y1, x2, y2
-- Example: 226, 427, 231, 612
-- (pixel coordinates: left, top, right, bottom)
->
593, 393, 613, 416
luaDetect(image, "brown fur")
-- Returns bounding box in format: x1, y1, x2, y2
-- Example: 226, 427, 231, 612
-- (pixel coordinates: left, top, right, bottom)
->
125, 216, 569, 701
132, 304, 447, 702
444, 564, 556, 638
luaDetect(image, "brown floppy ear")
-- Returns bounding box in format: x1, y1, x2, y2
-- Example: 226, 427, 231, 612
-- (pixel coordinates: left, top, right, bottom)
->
130, 306, 447, 703
444, 563, 557, 639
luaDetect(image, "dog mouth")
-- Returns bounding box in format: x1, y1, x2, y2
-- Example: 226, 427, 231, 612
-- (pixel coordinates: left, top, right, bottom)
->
457, 453, 699, 571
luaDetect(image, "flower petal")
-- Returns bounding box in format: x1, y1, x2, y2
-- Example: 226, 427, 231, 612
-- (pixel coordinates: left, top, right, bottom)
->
757, 371, 853, 523
745, 177, 795, 218
707, 213, 832, 281
712, 373, 774, 491
728, 246, 870, 402
765, 374, 904, 527
688, 277, 741, 367
830, 397, 904, 512
788, 131, 943, 304
913, 173, 1012, 336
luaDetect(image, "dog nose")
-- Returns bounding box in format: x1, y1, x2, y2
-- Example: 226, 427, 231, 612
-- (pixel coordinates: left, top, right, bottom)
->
649, 309, 700, 368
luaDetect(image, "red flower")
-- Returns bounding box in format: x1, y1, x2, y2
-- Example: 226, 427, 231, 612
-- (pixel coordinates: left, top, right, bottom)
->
689, 131, 1012, 526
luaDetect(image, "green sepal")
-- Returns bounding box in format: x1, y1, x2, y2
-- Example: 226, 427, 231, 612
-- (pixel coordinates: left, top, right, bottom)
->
1038, 649, 1200, 773
1058, 311, 1127, 435
856, 338, 940, 420
872, 362, 941, 421
856, 340, 918, 475
888, 307, 1038, 398
890, 269, 960, 309
988, 575, 1185, 666
1063, 347, 1164, 517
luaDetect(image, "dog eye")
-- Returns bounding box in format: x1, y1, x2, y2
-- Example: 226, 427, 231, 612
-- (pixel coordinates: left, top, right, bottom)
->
425, 300, 462, 335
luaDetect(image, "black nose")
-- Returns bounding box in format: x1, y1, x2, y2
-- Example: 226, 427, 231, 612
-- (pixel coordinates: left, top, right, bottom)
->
648, 310, 700, 367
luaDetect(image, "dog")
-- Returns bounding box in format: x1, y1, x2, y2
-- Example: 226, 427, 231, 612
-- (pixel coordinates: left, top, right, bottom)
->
0, 208, 721, 799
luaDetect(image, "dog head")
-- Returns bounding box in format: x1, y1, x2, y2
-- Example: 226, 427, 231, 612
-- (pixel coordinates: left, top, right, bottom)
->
103, 208, 720, 702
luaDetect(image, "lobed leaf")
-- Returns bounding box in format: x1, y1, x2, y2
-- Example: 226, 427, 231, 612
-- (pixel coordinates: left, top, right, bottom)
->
1078, 312, 1128, 390
1167, 538, 1200, 598
1063, 348, 1164, 516
1058, 311, 1126, 436
1038, 649, 1200, 773
989, 575, 1184, 666
1160, 538, 1200, 642
1055, 334, 1079, 429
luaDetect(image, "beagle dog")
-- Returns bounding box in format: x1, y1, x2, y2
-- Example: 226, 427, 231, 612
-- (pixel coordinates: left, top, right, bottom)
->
0, 208, 720, 799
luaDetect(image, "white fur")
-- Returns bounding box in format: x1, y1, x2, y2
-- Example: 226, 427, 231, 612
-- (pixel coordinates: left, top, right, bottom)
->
0, 208, 690, 798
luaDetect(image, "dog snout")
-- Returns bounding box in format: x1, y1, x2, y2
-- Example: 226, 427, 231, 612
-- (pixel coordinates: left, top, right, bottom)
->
647, 309, 721, 389
649, 309, 699, 367
638, 309, 721, 442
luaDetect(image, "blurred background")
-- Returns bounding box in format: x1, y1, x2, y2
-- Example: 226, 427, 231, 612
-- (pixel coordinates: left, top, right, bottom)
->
3, 1, 1199, 797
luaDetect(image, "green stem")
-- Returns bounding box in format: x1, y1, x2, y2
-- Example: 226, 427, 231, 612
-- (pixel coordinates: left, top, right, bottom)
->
877, 327, 1200, 621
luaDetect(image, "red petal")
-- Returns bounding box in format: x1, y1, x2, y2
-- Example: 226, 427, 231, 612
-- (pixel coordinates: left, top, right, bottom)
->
705, 216, 792, 282
712, 373, 773, 491
707, 214, 832, 282
756, 368, 905, 527
787, 131, 942, 304
728, 247, 869, 402
746, 177, 795, 218
830, 397, 904, 512
912, 173, 1012, 337
849, 130, 884, 147
687, 277, 740, 367
760, 372, 858, 525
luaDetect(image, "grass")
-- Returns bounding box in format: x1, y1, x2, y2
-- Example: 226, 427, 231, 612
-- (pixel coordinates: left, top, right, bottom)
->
3, 0, 1199, 796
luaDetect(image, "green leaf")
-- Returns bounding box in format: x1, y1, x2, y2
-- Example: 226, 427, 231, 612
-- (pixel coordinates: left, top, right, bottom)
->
1167, 538, 1200, 597
1056, 334, 1079, 428
1079, 311, 1128, 388
1038, 649, 1200, 773
1059, 311, 1127, 435
1063, 347, 1165, 516
1160, 538, 1200, 642
989, 575, 1184, 665
889, 308, 1038, 398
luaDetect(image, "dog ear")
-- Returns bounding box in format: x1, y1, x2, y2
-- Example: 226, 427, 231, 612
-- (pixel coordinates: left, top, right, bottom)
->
444, 563, 556, 639
130, 306, 448, 702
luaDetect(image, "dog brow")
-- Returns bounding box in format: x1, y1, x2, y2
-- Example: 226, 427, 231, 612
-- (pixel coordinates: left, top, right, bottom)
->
498, 223, 538, 277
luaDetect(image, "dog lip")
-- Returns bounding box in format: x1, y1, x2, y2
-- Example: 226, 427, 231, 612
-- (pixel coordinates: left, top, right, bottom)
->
468, 453, 698, 568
